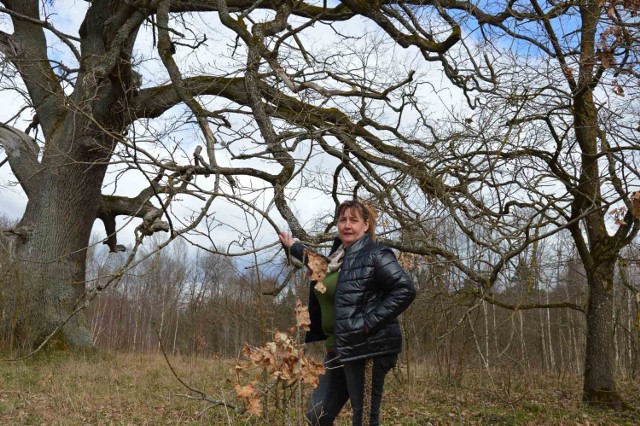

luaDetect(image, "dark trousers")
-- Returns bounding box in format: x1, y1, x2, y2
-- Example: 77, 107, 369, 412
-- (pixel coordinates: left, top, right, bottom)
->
306, 352, 398, 426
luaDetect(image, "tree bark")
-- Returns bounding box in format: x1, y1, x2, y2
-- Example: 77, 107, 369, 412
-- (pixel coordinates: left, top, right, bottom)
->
9, 197, 97, 348
5, 129, 112, 349
582, 261, 624, 409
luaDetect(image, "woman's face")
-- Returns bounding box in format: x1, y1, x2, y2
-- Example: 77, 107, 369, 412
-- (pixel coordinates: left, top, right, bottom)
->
338, 207, 369, 247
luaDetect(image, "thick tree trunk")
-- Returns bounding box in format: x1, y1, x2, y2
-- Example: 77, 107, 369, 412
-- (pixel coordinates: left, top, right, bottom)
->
2, 134, 110, 350
7, 244, 93, 350
582, 261, 624, 409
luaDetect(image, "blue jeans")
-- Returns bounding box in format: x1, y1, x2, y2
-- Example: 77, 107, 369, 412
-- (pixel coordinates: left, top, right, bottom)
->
306, 352, 398, 426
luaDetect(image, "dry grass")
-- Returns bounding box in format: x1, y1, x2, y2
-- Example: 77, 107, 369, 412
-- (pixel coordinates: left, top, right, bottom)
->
0, 350, 638, 425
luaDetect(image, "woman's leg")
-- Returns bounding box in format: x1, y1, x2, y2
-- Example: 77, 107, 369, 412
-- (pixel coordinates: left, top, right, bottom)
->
343, 354, 398, 426
306, 353, 349, 425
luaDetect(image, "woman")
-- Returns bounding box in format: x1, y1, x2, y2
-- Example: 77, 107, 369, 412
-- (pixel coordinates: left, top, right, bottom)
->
279, 199, 416, 426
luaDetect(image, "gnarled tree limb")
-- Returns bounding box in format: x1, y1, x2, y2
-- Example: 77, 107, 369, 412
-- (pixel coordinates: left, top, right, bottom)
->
0, 123, 42, 198
98, 188, 170, 253
2, 1, 66, 138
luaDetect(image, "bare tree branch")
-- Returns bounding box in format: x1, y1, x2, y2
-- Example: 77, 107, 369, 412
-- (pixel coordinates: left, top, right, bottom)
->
0, 123, 42, 197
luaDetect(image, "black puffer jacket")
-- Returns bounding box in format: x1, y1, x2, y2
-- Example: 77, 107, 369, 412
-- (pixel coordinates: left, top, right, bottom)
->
290, 234, 416, 362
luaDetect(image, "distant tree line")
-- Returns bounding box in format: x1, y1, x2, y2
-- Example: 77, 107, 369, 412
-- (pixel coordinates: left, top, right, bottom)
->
81, 233, 638, 382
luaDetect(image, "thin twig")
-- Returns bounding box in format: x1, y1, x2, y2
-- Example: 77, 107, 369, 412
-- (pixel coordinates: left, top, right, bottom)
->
155, 327, 245, 415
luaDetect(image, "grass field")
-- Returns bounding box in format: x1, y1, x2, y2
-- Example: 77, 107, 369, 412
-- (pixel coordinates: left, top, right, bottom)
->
0, 350, 638, 425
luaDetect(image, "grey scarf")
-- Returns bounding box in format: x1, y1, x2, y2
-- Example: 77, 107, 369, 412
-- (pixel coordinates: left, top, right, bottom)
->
326, 244, 345, 273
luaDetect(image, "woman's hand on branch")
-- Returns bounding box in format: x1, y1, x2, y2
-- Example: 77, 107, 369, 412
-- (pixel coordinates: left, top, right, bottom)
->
279, 232, 295, 249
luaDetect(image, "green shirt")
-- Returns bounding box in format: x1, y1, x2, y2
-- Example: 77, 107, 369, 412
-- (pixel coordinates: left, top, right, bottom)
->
314, 270, 339, 350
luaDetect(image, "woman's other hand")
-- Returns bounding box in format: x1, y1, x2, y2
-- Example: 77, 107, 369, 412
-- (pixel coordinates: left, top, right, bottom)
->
279, 232, 295, 248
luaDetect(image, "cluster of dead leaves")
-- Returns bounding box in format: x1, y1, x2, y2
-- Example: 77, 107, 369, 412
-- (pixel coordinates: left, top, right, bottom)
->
632, 192, 640, 217
600, 0, 640, 16
294, 299, 311, 331
304, 249, 328, 293
399, 252, 418, 270
595, 1, 640, 95
233, 299, 325, 416
609, 192, 640, 225
398, 252, 435, 271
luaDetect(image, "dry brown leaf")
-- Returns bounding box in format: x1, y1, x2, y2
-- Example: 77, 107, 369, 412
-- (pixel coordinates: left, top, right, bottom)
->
266, 341, 277, 354
399, 252, 416, 270
295, 299, 311, 331
235, 383, 256, 399
241, 344, 252, 357
248, 349, 262, 364
301, 362, 326, 388
613, 80, 625, 96
561, 65, 573, 78
246, 396, 263, 416
626, 0, 640, 14
274, 332, 288, 343
631, 192, 640, 217
314, 281, 327, 294
609, 206, 628, 226
305, 249, 328, 282
598, 50, 616, 69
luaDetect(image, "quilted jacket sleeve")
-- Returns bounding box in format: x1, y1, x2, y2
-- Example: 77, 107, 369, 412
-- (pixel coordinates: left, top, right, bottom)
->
288, 241, 307, 264
364, 246, 416, 333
